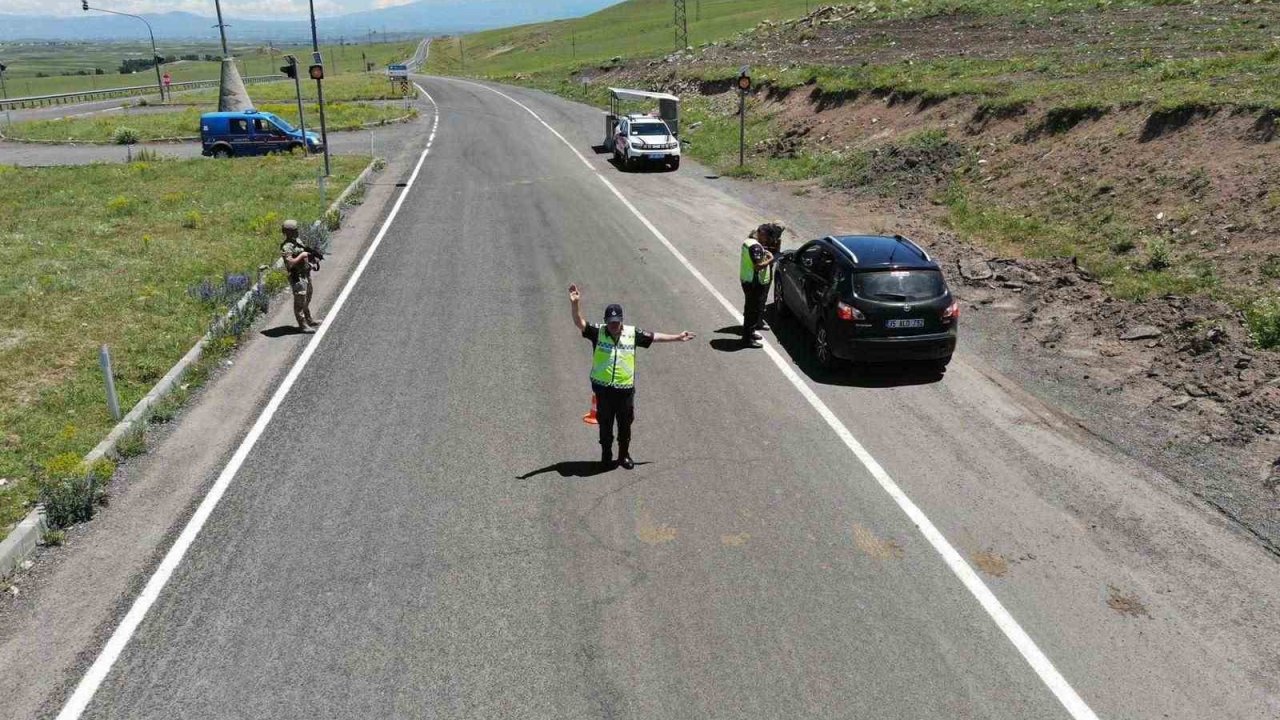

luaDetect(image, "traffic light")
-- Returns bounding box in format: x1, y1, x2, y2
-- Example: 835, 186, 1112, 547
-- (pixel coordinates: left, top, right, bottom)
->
308, 64, 324, 80
81, 1, 89, 10
737, 65, 752, 92
281, 63, 296, 79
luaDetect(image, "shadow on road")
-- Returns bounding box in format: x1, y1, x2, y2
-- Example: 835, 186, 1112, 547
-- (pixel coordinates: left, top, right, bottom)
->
260, 325, 309, 338
517, 460, 654, 479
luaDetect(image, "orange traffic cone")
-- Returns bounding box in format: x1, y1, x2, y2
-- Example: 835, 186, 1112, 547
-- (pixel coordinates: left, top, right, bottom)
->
582, 395, 598, 425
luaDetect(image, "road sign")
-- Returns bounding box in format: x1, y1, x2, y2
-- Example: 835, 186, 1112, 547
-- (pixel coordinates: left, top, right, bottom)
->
388, 64, 409, 79
161, 72, 171, 87
399, 79, 411, 95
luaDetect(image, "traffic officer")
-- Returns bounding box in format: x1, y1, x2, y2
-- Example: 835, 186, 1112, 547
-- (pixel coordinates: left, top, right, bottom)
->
740, 222, 784, 348
569, 284, 695, 469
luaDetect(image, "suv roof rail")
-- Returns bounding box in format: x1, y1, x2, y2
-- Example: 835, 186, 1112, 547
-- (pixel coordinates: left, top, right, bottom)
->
826, 235, 858, 264
893, 234, 930, 261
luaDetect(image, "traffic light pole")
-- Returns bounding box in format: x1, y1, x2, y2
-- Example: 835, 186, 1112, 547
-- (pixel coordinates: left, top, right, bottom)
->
283, 56, 307, 153
308, 0, 332, 176
82, 2, 165, 102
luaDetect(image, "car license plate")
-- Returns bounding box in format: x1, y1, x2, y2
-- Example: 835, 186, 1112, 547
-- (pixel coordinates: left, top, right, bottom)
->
886, 318, 925, 329
646, 153, 664, 160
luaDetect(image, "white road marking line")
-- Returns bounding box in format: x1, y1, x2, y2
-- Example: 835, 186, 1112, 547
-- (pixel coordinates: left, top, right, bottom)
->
442, 76, 1101, 720
61, 105, 128, 119
54, 87, 441, 720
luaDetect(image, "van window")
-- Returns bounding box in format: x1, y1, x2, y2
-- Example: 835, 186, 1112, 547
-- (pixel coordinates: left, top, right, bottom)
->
229, 119, 249, 135
253, 118, 283, 135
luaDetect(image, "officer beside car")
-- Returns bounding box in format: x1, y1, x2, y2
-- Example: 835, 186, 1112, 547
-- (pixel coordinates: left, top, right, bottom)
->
740, 222, 784, 348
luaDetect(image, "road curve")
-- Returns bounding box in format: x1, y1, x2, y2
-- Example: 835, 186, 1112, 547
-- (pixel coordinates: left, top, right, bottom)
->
61, 76, 1280, 719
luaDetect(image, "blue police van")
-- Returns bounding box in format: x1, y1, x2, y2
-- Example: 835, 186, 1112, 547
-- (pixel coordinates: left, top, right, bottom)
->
200, 110, 322, 158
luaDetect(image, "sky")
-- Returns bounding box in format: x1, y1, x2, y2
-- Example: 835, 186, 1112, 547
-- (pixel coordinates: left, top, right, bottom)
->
0, 0, 424, 19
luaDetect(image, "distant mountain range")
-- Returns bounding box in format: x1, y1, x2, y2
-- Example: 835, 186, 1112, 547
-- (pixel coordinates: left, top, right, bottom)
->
0, 1, 620, 42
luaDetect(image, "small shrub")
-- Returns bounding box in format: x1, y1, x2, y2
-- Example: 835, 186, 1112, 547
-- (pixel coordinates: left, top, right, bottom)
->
112, 126, 140, 145
181, 210, 202, 229
1246, 296, 1280, 349
902, 128, 948, 151
1110, 237, 1136, 254
41, 529, 66, 546
1145, 237, 1171, 270
43, 451, 84, 478
105, 195, 137, 216
148, 389, 187, 424
39, 467, 105, 530
1262, 254, 1280, 279
132, 147, 159, 162
116, 425, 147, 459
323, 207, 342, 231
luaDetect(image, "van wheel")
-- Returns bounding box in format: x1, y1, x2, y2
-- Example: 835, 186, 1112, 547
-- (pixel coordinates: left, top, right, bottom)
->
211, 146, 232, 159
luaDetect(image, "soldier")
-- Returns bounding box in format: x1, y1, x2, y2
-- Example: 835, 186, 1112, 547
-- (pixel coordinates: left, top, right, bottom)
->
569, 285, 695, 469
280, 219, 320, 331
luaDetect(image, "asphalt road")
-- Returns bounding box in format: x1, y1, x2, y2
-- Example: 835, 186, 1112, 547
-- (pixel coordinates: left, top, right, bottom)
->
64, 77, 1280, 719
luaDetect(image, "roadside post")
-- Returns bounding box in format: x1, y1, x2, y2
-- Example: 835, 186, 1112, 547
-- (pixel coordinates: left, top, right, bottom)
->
388, 63, 410, 111
99, 346, 121, 422
161, 71, 171, 101
280, 55, 308, 154
737, 66, 751, 167
0, 62, 10, 128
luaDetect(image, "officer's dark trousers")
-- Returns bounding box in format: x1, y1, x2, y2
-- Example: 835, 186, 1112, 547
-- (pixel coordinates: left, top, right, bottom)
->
595, 386, 635, 453
742, 281, 770, 338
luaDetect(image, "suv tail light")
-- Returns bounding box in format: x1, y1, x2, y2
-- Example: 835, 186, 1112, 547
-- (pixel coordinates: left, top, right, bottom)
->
837, 302, 866, 322
941, 301, 961, 324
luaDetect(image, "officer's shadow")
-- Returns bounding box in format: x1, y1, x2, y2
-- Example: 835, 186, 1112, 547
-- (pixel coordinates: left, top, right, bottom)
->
517, 460, 652, 479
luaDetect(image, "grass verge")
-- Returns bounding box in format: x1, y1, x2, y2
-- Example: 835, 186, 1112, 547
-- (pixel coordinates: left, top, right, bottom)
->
0, 154, 368, 534
170, 73, 416, 106
5, 102, 416, 143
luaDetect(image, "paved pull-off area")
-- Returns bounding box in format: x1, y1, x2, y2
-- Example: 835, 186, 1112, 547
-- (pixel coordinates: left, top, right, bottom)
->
47, 78, 1280, 719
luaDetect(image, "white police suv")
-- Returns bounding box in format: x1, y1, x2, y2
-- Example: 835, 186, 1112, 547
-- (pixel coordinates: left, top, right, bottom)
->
612, 114, 681, 172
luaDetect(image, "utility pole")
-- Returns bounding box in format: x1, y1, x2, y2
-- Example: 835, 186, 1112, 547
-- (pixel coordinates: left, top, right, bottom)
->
673, 0, 688, 51
737, 66, 751, 167
212, 0, 230, 57
458, 36, 465, 72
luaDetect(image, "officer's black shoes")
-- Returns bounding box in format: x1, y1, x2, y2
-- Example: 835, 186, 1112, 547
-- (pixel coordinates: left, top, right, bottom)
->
601, 448, 614, 467
618, 455, 635, 470
744, 338, 764, 349
758, 321, 771, 332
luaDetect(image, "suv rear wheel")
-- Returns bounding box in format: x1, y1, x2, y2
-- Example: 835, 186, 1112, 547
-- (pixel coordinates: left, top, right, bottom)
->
813, 324, 838, 370
211, 146, 232, 159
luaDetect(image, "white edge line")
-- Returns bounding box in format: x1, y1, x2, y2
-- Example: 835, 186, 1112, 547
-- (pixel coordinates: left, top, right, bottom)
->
55, 85, 441, 720
440, 76, 1100, 720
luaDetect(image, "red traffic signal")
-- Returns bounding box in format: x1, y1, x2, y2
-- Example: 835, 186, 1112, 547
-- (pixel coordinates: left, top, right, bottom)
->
308, 64, 324, 80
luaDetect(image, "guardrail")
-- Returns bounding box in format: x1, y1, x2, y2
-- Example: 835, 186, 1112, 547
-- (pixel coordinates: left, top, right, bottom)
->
0, 74, 288, 112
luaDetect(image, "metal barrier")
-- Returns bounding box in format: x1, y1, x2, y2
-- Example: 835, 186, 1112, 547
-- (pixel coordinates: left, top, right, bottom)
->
0, 74, 288, 112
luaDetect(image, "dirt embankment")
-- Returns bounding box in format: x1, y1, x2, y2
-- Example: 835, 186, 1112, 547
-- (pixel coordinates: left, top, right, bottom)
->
573, 4, 1280, 548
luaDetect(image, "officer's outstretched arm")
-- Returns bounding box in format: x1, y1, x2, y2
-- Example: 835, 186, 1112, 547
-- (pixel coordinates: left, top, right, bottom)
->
568, 284, 586, 331
652, 331, 696, 343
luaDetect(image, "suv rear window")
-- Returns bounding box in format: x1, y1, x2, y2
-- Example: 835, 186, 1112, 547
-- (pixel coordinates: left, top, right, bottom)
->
854, 270, 945, 301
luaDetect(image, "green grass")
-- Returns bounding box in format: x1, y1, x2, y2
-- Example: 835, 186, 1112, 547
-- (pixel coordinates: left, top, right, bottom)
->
4, 101, 415, 143
171, 72, 415, 105
0, 154, 368, 533
0, 39, 420, 99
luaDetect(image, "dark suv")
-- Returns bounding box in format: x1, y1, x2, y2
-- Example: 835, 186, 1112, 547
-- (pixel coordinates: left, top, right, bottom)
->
774, 234, 958, 371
